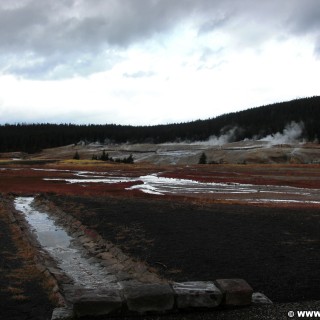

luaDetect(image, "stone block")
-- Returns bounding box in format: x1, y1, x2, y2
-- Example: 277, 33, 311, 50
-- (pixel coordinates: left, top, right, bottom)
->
132, 262, 148, 275
137, 273, 162, 284
100, 259, 117, 268
116, 251, 129, 262
72, 231, 84, 238
72, 288, 124, 317
121, 282, 174, 314
72, 221, 82, 229
252, 292, 273, 304
172, 281, 223, 309
109, 246, 123, 256
116, 272, 132, 281
215, 279, 253, 306
104, 241, 114, 250
51, 307, 73, 320
82, 241, 96, 250
78, 235, 92, 244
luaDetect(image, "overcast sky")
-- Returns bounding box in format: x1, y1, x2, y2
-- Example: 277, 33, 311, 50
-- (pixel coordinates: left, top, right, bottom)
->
0, 0, 320, 125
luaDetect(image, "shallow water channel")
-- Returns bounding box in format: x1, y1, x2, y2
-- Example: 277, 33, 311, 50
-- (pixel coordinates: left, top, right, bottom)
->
14, 197, 119, 289
43, 170, 320, 203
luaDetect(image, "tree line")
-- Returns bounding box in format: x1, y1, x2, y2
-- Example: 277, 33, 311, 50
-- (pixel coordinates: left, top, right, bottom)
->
0, 96, 319, 153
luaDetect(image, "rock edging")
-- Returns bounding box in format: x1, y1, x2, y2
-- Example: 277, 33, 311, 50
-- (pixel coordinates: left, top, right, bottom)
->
53, 279, 272, 319
33, 195, 163, 285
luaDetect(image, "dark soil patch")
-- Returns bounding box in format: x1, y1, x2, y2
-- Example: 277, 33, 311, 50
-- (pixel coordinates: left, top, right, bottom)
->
0, 197, 54, 320
48, 194, 320, 303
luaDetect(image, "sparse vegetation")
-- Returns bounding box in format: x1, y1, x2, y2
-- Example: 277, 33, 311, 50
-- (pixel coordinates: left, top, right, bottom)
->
73, 151, 80, 160
92, 151, 134, 164
198, 152, 207, 164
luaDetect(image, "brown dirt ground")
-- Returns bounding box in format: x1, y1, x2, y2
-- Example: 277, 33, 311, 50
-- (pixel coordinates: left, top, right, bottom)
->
47, 194, 320, 303
1, 163, 320, 319
0, 195, 55, 320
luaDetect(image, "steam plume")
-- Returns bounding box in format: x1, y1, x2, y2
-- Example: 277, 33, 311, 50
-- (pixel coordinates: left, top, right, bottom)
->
260, 121, 304, 145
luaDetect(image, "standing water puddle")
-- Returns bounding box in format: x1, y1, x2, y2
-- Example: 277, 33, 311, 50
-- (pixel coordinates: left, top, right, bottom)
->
14, 197, 119, 289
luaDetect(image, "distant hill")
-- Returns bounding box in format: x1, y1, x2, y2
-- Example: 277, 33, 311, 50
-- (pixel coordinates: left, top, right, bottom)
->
0, 96, 319, 153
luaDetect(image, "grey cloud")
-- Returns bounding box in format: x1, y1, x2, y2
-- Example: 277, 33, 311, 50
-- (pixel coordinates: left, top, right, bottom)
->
287, 0, 320, 35
3, 49, 123, 80
197, 47, 226, 70
1, 0, 320, 78
198, 14, 230, 34
0, 1, 48, 52
200, 47, 224, 61
286, 0, 320, 55
123, 71, 156, 78
0, 0, 193, 78
315, 37, 320, 57
0, 0, 229, 53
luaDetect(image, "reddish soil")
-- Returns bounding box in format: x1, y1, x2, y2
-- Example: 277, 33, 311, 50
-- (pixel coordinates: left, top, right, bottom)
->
159, 164, 320, 189
1, 163, 320, 200
0, 165, 143, 196
1, 162, 320, 319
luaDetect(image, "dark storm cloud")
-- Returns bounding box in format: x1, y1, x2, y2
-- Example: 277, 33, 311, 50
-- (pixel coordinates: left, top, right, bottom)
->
288, 0, 320, 35
0, 0, 197, 78
0, 0, 319, 78
0, 0, 194, 55
286, 0, 320, 55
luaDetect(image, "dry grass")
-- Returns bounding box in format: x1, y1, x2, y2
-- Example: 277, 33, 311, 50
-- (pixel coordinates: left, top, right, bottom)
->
12, 294, 30, 302
59, 159, 106, 166
166, 268, 183, 275
5, 286, 25, 295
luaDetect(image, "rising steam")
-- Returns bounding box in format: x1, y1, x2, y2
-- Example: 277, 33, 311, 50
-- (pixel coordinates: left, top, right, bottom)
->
194, 127, 239, 146
260, 121, 305, 145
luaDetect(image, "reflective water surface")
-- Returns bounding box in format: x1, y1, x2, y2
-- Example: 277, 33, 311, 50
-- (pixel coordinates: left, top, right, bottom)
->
14, 197, 119, 289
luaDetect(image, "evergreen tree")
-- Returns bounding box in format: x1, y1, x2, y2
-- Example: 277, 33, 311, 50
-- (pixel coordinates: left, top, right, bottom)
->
126, 154, 134, 164
198, 152, 207, 164
122, 154, 134, 164
1, 96, 320, 153
100, 150, 109, 161
73, 151, 80, 160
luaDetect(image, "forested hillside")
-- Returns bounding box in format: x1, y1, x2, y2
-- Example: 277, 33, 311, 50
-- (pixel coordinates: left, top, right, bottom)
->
0, 96, 319, 153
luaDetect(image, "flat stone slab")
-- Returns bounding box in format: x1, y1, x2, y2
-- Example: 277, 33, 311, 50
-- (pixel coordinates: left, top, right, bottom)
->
172, 281, 223, 309
252, 292, 273, 304
121, 281, 174, 314
71, 288, 124, 317
51, 307, 74, 320
215, 279, 253, 306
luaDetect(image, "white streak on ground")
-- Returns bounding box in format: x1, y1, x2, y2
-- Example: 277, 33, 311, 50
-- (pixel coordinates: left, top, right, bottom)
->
39, 169, 320, 204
